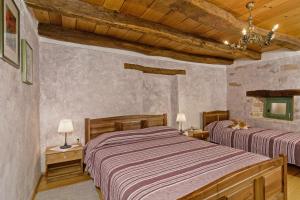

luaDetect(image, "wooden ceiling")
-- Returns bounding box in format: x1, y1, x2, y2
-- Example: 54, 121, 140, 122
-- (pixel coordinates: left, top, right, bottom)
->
207, 0, 300, 38
26, 0, 300, 65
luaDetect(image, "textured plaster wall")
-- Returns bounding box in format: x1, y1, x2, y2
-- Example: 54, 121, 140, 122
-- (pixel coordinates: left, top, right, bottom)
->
142, 74, 179, 127
39, 40, 227, 171
178, 66, 227, 129
0, 1, 40, 200
227, 51, 300, 131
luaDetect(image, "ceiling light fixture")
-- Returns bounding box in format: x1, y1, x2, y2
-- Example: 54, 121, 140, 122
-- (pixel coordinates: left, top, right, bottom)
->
224, 1, 279, 50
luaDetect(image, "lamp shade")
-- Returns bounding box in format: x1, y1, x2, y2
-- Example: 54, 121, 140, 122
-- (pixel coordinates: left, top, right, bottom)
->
58, 119, 74, 133
176, 113, 186, 122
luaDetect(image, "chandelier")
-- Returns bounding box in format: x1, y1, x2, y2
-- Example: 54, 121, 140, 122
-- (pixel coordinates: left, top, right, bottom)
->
224, 1, 279, 50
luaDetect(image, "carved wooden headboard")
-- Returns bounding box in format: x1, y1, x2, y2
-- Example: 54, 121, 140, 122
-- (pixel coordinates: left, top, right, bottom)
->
203, 110, 230, 128
85, 114, 167, 144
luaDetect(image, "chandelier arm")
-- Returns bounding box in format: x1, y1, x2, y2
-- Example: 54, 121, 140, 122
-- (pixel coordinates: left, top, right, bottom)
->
224, 1, 278, 50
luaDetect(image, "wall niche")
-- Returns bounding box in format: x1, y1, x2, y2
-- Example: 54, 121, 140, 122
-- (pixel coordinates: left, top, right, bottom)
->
247, 90, 300, 121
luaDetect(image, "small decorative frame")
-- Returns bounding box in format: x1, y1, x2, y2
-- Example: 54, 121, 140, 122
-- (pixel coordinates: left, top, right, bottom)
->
21, 39, 33, 85
0, 0, 20, 68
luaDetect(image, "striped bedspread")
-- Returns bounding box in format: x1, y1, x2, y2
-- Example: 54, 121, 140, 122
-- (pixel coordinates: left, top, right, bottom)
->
84, 126, 268, 200
205, 120, 300, 166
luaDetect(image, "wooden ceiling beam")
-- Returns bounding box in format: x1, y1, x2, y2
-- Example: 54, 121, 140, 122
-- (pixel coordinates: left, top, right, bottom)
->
170, 0, 300, 50
246, 89, 300, 97
38, 24, 233, 65
25, 0, 260, 60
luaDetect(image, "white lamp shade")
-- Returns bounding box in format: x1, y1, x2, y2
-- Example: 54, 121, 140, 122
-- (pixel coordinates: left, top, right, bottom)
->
58, 119, 74, 133
176, 113, 186, 122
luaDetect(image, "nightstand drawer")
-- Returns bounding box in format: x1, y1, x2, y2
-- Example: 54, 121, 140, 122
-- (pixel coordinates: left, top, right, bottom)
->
46, 150, 82, 164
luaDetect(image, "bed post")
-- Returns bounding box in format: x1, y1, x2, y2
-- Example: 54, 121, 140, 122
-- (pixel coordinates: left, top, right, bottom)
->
85, 118, 91, 144
163, 113, 167, 126
281, 154, 288, 200
202, 112, 206, 129
95, 187, 104, 200
227, 110, 230, 120
254, 177, 266, 200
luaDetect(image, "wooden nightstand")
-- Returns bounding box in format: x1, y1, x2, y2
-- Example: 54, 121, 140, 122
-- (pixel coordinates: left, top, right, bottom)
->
187, 129, 209, 140
45, 144, 83, 182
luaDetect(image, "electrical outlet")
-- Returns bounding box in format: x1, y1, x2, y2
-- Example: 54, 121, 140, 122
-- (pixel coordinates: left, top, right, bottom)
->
75, 136, 80, 144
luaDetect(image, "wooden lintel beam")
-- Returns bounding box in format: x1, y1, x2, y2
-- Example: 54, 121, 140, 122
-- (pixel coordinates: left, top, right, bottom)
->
171, 0, 300, 50
246, 89, 300, 97
25, 0, 260, 60
38, 24, 233, 65
124, 63, 186, 76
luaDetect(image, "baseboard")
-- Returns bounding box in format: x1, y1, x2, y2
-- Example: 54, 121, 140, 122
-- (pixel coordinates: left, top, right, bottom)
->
30, 175, 42, 200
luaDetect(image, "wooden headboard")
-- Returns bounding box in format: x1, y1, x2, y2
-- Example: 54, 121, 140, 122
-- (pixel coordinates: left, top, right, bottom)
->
85, 114, 167, 144
203, 110, 230, 128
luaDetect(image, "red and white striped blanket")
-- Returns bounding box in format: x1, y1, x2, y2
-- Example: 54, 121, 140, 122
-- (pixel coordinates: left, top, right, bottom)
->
84, 126, 268, 200
205, 120, 300, 166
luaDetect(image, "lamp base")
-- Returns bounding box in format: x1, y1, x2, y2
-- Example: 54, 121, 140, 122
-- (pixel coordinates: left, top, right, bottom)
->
60, 144, 72, 149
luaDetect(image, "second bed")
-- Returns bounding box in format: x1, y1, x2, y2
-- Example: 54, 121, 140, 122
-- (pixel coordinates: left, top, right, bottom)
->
203, 110, 300, 167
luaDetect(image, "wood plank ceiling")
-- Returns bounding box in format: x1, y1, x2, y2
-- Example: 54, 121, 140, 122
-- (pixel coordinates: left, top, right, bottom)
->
26, 0, 300, 65
207, 0, 300, 38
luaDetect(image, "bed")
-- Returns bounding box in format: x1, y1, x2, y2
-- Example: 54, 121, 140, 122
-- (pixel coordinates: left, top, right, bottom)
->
203, 110, 300, 167
84, 114, 287, 200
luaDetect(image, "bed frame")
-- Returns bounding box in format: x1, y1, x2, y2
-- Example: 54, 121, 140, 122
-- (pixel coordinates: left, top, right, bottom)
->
180, 155, 287, 200
85, 113, 287, 200
203, 110, 230, 128
85, 114, 167, 144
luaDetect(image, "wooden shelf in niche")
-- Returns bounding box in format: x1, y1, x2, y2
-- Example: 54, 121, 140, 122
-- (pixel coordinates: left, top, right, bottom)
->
246, 89, 300, 97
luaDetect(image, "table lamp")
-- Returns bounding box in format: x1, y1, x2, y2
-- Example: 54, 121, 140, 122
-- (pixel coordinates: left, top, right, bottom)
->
58, 119, 74, 149
176, 113, 186, 133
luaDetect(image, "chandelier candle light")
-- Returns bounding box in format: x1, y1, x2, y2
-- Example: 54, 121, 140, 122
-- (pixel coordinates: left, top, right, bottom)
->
58, 119, 74, 149
224, 1, 279, 50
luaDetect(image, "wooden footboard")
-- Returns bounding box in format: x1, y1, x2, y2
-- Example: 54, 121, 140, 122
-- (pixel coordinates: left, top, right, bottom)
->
95, 156, 287, 200
180, 155, 287, 200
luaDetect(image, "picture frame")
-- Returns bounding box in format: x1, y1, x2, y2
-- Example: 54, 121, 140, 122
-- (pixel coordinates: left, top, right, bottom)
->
21, 39, 33, 85
0, 0, 20, 68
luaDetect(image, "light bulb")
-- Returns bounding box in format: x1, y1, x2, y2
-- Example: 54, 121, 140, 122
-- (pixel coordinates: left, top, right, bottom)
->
242, 28, 247, 35
272, 24, 279, 32
271, 33, 275, 40
224, 40, 229, 45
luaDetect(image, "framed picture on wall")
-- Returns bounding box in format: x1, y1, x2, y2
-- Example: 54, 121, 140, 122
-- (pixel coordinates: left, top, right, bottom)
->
0, 0, 20, 68
21, 39, 33, 85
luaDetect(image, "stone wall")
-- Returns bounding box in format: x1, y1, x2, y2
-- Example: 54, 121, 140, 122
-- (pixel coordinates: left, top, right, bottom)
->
39, 39, 227, 171
227, 51, 300, 132
0, 1, 40, 200
249, 97, 264, 118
